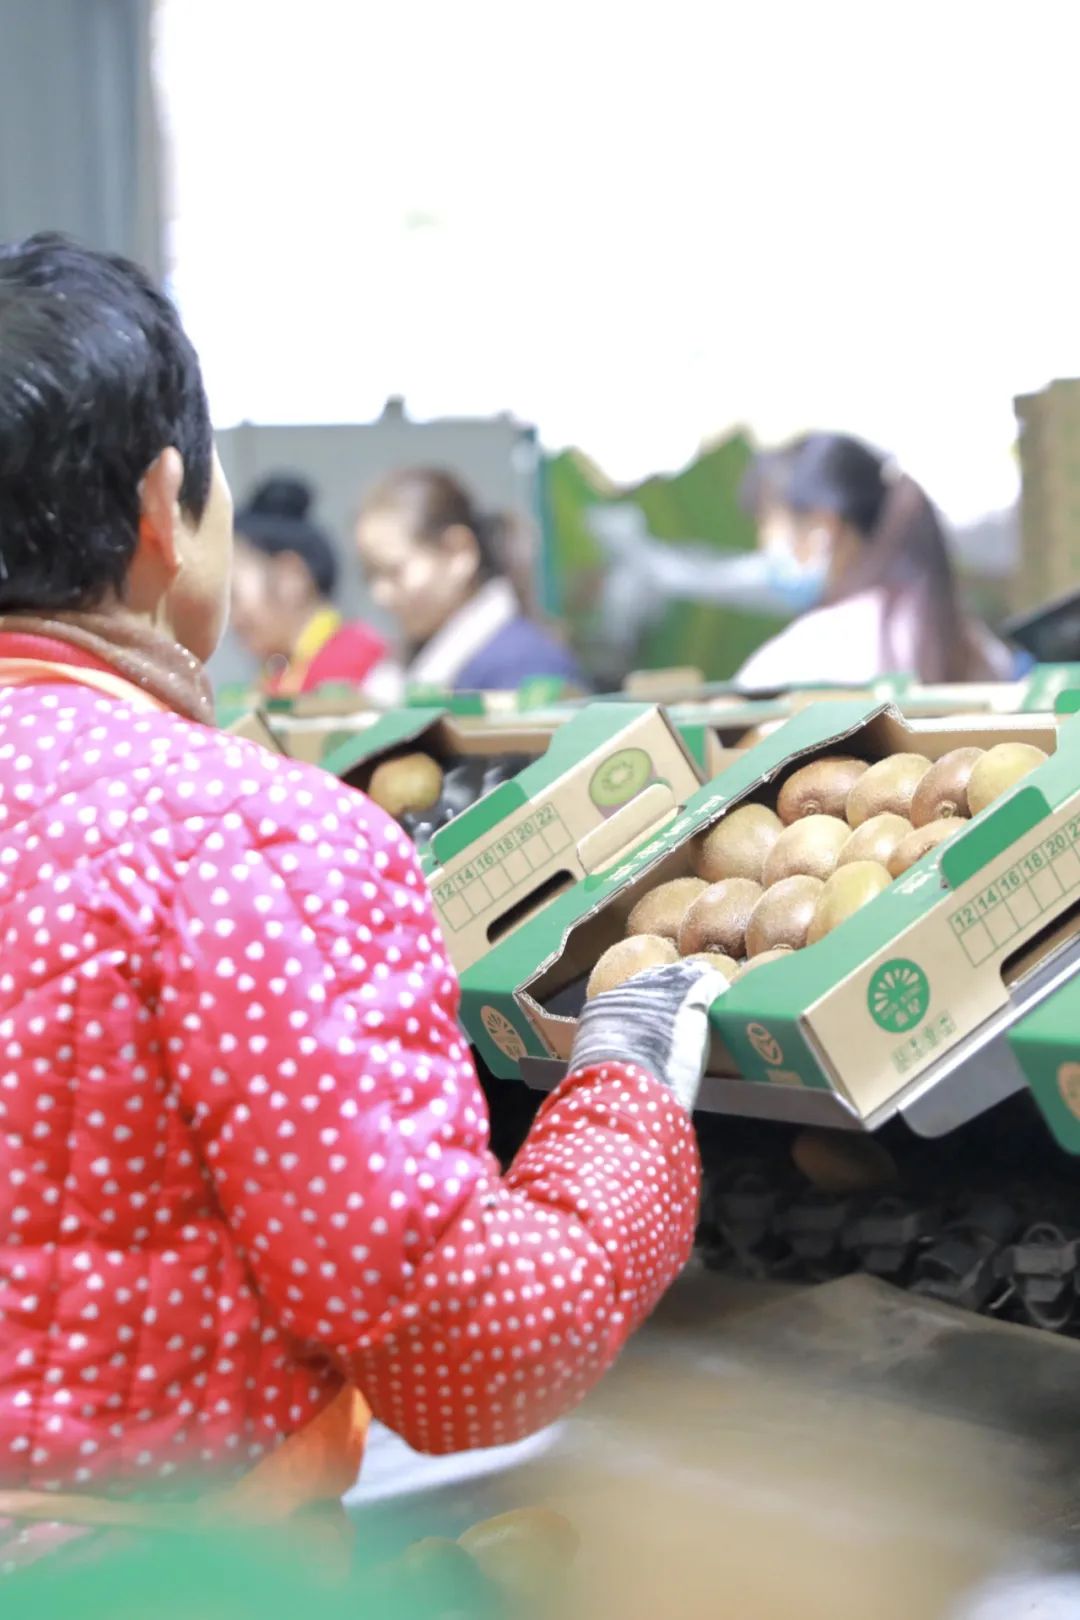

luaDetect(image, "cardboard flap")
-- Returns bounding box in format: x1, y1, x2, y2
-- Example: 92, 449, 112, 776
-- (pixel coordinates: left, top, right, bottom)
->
623, 666, 705, 701
576, 783, 679, 875
431, 704, 702, 980
940, 786, 1053, 889
319, 707, 448, 779
1008, 969, 1080, 1154
224, 710, 282, 753
432, 780, 526, 863
406, 687, 487, 714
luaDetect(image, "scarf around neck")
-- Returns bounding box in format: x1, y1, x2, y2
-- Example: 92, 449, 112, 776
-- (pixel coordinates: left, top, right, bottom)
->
0, 610, 215, 725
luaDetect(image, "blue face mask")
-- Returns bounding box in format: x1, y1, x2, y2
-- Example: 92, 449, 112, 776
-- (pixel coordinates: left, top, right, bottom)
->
761, 550, 830, 615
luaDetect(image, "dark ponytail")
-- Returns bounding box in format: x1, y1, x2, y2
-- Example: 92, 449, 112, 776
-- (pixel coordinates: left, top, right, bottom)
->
746, 433, 987, 682
361, 467, 536, 615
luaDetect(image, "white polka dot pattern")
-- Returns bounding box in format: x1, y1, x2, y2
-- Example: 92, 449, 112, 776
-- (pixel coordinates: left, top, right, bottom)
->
0, 683, 701, 1493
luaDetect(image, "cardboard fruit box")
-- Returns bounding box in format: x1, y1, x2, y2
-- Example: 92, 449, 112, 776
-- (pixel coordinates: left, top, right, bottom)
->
223, 709, 284, 754
667, 697, 798, 773
895, 666, 1080, 718
259, 690, 387, 765
403, 677, 585, 713
1007, 964, 1080, 1155
665, 686, 989, 782
462, 699, 1080, 1139
423, 703, 703, 979
262, 687, 587, 767
317, 706, 563, 848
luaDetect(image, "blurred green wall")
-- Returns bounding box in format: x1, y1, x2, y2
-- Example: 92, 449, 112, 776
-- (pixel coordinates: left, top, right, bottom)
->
545, 432, 785, 683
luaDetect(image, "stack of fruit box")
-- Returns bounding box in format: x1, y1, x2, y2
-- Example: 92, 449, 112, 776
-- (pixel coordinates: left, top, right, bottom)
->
1014, 379, 1080, 617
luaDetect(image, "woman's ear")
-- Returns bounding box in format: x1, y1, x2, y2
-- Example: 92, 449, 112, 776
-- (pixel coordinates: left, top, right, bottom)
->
138, 447, 185, 580
440, 523, 482, 588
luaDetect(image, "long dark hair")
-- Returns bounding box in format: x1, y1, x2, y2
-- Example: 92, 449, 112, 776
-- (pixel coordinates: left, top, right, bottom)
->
745, 433, 990, 682
360, 467, 537, 617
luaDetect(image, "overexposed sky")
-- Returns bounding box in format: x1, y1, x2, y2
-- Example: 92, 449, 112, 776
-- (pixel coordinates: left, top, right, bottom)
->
156, 0, 1080, 522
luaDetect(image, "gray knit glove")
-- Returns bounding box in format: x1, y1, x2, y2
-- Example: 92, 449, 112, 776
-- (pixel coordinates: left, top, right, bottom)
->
569, 961, 731, 1112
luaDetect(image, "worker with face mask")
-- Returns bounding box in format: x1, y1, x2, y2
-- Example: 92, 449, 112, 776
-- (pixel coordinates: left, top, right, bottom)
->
735, 433, 1016, 689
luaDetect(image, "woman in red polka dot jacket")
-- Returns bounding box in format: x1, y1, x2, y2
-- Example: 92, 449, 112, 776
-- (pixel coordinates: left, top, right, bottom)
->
0, 236, 727, 1573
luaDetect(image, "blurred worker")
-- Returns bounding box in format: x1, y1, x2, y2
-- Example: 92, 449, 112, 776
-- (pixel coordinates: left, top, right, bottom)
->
737, 433, 1015, 688
231, 475, 401, 701
355, 467, 584, 691
0, 235, 714, 1571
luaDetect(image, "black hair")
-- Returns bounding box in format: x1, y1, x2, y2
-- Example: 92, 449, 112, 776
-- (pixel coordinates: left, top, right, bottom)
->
0, 232, 213, 611
234, 476, 338, 598
743, 433, 889, 537
743, 431, 990, 682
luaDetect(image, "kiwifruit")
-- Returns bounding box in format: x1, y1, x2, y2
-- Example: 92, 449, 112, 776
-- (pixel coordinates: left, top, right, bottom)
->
586, 935, 678, 998
792, 1129, 898, 1194
887, 817, 964, 878
806, 860, 891, 945
459, 1508, 579, 1604
777, 756, 868, 824
737, 721, 785, 749
625, 877, 707, 941
693, 803, 783, 884
745, 875, 824, 956
844, 753, 931, 828
678, 878, 763, 959
966, 742, 1049, 816
762, 815, 850, 886
368, 752, 444, 819
836, 812, 911, 869
909, 747, 983, 828
735, 947, 795, 978
685, 951, 739, 979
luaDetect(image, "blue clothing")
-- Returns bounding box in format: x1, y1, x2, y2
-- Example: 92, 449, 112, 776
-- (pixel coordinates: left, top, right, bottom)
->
454, 615, 584, 692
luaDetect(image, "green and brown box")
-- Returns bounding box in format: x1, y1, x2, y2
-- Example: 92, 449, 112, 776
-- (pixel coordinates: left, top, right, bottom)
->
1008, 970, 1080, 1154
1015, 380, 1080, 616
404, 677, 584, 713
260, 686, 584, 767
423, 703, 703, 979
319, 707, 557, 798
898, 666, 1080, 717
668, 666, 1080, 781
262, 688, 386, 765
223, 708, 284, 754
462, 698, 1080, 1131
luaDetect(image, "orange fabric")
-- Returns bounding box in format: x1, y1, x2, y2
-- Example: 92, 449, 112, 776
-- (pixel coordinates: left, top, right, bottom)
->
0, 619, 214, 722
0, 656, 168, 713
0, 1388, 371, 1532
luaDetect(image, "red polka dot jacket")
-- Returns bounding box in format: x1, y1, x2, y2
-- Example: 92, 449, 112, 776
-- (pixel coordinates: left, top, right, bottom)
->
0, 680, 700, 1499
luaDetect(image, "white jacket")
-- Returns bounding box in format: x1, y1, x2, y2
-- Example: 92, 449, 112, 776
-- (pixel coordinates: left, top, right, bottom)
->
737, 587, 1014, 691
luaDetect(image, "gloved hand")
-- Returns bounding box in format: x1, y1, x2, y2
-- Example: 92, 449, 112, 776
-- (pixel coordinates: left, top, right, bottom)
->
569, 960, 731, 1112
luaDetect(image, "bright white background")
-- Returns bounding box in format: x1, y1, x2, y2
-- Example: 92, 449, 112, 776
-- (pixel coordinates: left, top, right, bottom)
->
155, 0, 1080, 523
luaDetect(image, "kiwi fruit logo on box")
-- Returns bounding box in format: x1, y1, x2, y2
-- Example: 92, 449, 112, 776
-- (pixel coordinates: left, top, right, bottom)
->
867, 958, 930, 1034
480, 1006, 528, 1062
746, 1022, 785, 1066
589, 748, 654, 816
